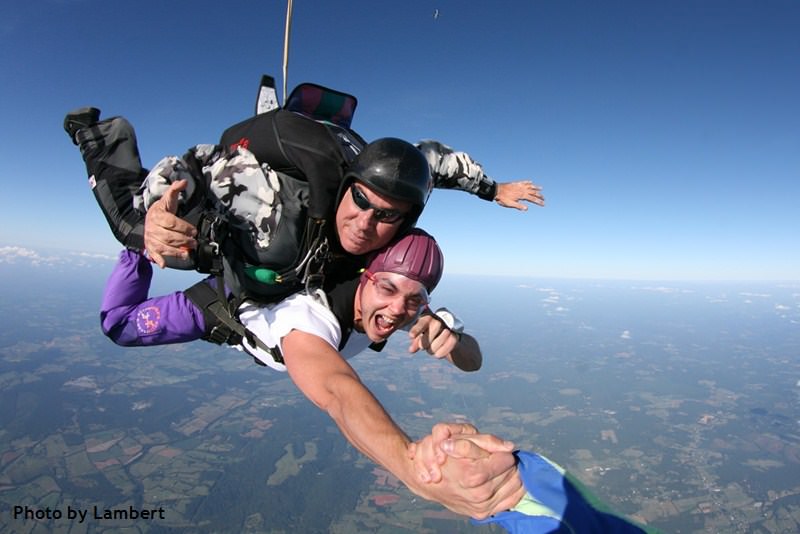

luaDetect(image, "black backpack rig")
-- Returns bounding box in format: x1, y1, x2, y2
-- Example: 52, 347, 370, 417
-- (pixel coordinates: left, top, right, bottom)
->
175, 83, 366, 364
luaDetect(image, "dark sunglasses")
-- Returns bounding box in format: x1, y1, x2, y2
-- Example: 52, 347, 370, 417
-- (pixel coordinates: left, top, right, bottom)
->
349, 184, 405, 224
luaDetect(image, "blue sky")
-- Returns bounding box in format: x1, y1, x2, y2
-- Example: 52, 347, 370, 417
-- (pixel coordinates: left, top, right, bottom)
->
1, 0, 797, 281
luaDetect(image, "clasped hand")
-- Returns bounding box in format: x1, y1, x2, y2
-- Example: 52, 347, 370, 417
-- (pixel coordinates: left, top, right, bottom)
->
407, 422, 524, 519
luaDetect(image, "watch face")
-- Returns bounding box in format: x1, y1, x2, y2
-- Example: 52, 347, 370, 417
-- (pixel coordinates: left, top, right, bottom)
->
438, 311, 455, 329
435, 308, 464, 334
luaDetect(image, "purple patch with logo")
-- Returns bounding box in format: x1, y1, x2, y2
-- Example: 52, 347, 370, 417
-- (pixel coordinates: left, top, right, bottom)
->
136, 306, 162, 335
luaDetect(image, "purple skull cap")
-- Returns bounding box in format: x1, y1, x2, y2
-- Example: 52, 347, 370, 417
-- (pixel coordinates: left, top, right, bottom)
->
365, 228, 444, 293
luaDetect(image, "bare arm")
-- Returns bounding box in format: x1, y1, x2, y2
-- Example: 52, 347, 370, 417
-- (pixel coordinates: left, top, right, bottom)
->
281, 330, 516, 518
416, 140, 545, 211
283, 330, 411, 469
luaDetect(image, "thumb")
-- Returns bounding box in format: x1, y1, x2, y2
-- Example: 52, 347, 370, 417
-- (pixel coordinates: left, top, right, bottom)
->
163, 180, 188, 214
441, 434, 515, 459
441, 437, 489, 460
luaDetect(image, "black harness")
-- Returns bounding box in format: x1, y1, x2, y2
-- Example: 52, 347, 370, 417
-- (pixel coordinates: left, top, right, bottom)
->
180, 108, 366, 364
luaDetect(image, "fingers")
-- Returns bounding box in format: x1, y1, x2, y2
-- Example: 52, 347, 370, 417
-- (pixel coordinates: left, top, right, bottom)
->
473, 448, 518, 486
407, 314, 432, 338
144, 209, 195, 261
502, 199, 529, 211
429, 423, 473, 466
409, 316, 458, 358
411, 428, 523, 519
432, 422, 478, 439
409, 436, 442, 483
425, 330, 458, 358
469, 466, 526, 520
143, 187, 198, 267
430, 422, 477, 466
519, 181, 545, 207
441, 442, 518, 491
148, 249, 166, 269
407, 334, 422, 354
412, 423, 481, 485
521, 185, 545, 207
440, 434, 513, 464
495, 180, 545, 209
408, 316, 430, 353
151, 210, 197, 245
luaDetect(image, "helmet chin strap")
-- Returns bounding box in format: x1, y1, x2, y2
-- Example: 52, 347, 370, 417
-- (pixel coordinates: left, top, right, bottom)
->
352, 282, 364, 332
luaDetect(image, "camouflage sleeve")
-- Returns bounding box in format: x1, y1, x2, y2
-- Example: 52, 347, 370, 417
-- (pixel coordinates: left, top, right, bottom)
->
415, 140, 498, 201
134, 144, 223, 212
134, 144, 281, 251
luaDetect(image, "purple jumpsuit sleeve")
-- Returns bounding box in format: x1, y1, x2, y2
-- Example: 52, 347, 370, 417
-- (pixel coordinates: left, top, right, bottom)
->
100, 250, 207, 346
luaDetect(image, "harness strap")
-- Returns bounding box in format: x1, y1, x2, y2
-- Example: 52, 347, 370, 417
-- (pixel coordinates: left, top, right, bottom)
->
193, 212, 225, 274
298, 219, 330, 292
183, 280, 284, 365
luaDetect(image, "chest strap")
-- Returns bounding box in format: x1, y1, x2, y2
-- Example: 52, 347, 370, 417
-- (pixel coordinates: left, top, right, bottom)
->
183, 280, 284, 365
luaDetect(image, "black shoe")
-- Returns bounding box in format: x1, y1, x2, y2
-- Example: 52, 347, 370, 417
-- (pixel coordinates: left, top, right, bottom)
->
64, 107, 101, 145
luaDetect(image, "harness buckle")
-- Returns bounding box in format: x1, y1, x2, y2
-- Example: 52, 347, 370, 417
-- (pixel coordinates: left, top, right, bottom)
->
206, 324, 242, 346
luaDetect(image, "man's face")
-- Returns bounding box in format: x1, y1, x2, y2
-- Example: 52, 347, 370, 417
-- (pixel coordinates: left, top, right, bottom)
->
335, 182, 412, 255
353, 271, 430, 342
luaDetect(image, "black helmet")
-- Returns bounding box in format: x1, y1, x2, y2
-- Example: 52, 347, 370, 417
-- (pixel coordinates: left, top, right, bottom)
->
342, 138, 432, 227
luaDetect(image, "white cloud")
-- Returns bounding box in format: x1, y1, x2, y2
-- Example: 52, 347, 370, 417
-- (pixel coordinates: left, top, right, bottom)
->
74, 251, 117, 261
620, 330, 632, 340
0, 246, 115, 268
634, 286, 693, 294
0, 246, 56, 265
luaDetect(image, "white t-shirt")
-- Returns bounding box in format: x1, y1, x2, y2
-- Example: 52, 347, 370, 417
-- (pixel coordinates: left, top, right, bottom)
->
234, 291, 371, 372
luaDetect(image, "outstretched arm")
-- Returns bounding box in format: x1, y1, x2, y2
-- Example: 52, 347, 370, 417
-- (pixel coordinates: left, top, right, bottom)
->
281, 330, 518, 518
416, 140, 545, 210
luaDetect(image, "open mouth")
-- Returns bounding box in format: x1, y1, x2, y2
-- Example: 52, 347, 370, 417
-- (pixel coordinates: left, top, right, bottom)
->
374, 314, 398, 338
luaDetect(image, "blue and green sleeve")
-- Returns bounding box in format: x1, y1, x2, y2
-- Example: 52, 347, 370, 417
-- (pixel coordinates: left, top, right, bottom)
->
473, 451, 660, 534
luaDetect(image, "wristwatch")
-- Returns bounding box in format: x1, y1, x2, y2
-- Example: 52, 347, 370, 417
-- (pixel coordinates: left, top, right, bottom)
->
434, 307, 465, 336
